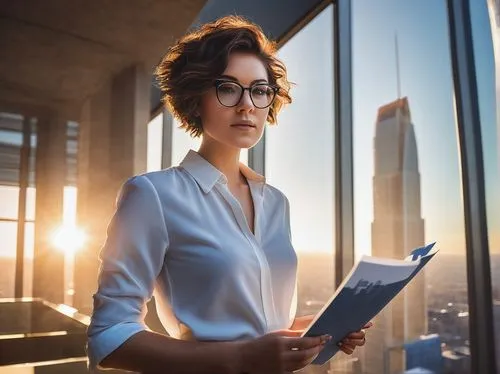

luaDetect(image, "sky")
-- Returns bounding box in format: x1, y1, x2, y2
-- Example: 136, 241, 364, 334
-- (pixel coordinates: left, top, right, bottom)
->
0, 0, 499, 260
265, 0, 500, 258
350, 0, 499, 256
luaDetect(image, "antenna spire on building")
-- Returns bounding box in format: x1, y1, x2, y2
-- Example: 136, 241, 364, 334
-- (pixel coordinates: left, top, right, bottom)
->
395, 32, 401, 99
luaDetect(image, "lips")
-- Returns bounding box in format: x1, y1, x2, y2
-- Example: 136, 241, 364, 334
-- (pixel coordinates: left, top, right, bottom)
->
231, 121, 256, 128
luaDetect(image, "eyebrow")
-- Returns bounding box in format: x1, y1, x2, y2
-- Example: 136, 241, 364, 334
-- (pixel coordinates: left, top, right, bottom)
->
218, 74, 268, 85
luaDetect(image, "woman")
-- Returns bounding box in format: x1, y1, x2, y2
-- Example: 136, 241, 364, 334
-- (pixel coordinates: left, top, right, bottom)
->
87, 15, 370, 374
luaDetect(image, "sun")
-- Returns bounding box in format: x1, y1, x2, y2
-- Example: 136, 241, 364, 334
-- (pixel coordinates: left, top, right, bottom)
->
51, 224, 87, 255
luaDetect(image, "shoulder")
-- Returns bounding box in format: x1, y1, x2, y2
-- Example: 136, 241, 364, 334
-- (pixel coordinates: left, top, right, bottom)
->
116, 167, 183, 201
119, 166, 200, 204
131, 166, 196, 192
138, 166, 186, 186
263, 182, 290, 209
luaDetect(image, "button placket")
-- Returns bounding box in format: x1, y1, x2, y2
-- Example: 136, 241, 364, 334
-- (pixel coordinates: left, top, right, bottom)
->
215, 181, 277, 331
247, 181, 279, 331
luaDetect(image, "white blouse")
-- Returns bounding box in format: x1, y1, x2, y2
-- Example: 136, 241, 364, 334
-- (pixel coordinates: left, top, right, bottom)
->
87, 149, 298, 370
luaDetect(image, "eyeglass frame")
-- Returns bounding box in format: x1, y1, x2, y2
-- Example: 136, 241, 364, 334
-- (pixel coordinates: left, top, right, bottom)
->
213, 79, 279, 109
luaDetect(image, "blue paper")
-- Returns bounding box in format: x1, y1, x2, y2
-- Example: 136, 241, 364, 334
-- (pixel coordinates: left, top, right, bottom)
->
301, 242, 438, 365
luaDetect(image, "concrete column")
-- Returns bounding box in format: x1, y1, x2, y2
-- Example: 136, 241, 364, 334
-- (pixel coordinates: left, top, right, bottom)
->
32, 115, 66, 304
74, 64, 150, 315
73, 82, 114, 313
110, 65, 149, 179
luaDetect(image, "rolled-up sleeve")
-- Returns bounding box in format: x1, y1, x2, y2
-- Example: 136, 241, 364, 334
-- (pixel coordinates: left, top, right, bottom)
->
87, 175, 169, 370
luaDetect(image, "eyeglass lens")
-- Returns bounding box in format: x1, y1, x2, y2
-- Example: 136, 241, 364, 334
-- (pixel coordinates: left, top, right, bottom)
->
216, 82, 275, 108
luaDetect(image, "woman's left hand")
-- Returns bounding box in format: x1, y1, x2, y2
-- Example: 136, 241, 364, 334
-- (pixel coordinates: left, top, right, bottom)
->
337, 321, 373, 355
289, 316, 373, 356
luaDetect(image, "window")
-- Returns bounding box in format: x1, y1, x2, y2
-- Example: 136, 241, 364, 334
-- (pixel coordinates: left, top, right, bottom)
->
267, 5, 336, 373
470, 0, 500, 371
0, 113, 23, 298
147, 112, 164, 172
171, 118, 203, 166
352, 1, 470, 373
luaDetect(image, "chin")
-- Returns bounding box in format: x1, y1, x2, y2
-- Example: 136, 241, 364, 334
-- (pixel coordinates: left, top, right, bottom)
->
231, 138, 260, 149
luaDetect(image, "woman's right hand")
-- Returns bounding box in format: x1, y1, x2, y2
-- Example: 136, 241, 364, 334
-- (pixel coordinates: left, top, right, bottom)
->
236, 330, 330, 374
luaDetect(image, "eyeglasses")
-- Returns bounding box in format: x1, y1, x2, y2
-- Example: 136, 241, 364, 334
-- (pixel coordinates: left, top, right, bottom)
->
214, 80, 278, 109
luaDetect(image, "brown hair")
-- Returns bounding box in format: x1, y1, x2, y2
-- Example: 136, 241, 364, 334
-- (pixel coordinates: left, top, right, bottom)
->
154, 15, 292, 138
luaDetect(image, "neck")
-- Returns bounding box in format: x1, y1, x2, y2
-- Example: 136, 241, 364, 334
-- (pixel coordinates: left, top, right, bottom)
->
197, 138, 245, 186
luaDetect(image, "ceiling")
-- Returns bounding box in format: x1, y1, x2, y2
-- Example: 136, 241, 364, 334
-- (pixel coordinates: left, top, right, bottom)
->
0, 0, 206, 117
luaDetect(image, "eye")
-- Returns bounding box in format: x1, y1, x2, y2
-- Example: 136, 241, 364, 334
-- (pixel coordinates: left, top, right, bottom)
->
252, 85, 271, 96
218, 83, 238, 94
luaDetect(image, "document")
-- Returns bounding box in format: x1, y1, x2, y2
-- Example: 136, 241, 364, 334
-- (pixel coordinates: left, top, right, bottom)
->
301, 243, 438, 365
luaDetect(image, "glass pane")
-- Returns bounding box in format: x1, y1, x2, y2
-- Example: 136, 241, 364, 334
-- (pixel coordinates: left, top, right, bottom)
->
23, 222, 34, 297
0, 129, 22, 146
0, 113, 22, 187
61, 186, 80, 306
147, 112, 164, 172
352, 1, 470, 373
28, 121, 37, 188
0, 185, 19, 219
0, 221, 17, 298
470, 0, 500, 371
267, 5, 335, 373
171, 118, 248, 167
25, 187, 35, 221
172, 118, 202, 166
65, 121, 78, 187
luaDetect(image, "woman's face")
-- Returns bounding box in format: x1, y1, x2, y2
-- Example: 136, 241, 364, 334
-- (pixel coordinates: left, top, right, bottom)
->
198, 52, 271, 150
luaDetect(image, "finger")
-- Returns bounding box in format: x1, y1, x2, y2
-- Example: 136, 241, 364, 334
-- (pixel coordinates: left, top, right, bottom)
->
344, 339, 365, 347
284, 344, 323, 371
346, 331, 365, 340
343, 337, 366, 347
338, 342, 355, 355
341, 345, 355, 355
364, 321, 373, 329
283, 335, 330, 350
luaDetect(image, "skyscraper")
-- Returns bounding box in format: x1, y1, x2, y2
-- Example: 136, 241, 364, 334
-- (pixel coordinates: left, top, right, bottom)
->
363, 97, 426, 374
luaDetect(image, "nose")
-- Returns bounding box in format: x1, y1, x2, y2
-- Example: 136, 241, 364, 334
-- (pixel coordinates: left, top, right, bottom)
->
237, 89, 254, 112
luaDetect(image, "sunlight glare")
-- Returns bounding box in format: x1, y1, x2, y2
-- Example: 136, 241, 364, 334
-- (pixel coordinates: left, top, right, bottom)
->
51, 224, 87, 255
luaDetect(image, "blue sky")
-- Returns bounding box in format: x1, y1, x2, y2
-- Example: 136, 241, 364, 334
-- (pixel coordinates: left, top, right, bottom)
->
264, 0, 499, 256
351, 0, 498, 255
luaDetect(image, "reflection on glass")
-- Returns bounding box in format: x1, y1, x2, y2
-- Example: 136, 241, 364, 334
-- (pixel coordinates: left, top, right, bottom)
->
353, 0, 469, 373
267, 5, 335, 374
470, 0, 500, 371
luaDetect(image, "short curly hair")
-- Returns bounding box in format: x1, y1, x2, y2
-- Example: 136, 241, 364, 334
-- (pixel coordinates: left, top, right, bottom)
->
154, 15, 292, 138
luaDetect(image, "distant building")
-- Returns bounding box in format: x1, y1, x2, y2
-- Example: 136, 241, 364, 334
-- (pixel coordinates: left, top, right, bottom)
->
364, 97, 426, 374
442, 347, 470, 374
494, 301, 500, 371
